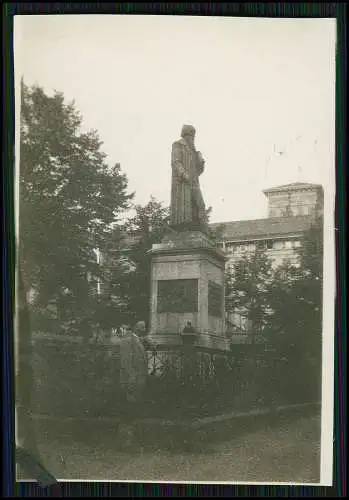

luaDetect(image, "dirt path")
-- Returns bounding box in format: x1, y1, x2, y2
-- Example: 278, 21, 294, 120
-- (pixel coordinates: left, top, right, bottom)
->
33, 413, 320, 483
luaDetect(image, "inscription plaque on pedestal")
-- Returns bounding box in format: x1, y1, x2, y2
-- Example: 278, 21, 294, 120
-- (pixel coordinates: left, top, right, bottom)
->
208, 281, 223, 317
157, 279, 198, 313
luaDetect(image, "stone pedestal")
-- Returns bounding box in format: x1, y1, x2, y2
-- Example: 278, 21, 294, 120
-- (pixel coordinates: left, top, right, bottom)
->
148, 230, 228, 351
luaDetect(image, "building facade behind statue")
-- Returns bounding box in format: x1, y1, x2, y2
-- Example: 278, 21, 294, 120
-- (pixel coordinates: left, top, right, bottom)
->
211, 182, 324, 334
213, 182, 323, 269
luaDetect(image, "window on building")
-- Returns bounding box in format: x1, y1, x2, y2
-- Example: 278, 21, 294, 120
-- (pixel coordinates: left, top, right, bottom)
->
266, 240, 273, 250
293, 240, 301, 248
274, 240, 284, 250
282, 206, 293, 217
257, 240, 266, 249
225, 242, 235, 249
285, 241, 292, 249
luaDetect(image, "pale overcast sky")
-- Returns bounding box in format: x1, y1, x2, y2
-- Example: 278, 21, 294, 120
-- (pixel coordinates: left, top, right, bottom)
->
14, 15, 336, 223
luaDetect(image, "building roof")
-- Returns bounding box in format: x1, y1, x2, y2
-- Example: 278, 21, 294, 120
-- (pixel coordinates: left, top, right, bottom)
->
210, 215, 313, 242
263, 182, 323, 195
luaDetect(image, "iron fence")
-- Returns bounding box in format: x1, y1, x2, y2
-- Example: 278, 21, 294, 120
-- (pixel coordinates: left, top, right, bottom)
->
29, 333, 320, 421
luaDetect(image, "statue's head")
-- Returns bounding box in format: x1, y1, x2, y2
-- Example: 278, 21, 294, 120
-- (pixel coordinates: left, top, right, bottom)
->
181, 124, 196, 148
181, 124, 196, 139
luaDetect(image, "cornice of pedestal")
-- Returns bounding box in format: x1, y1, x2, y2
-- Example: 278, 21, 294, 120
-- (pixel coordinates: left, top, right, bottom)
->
148, 230, 227, 265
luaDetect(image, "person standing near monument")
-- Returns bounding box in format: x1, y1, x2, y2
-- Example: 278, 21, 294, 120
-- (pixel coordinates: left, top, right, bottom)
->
170, 124, 208, 231
113, 322, 149, 448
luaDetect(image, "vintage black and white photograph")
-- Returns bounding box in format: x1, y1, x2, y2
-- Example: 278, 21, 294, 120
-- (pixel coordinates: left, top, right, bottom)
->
14, 15, 336, 485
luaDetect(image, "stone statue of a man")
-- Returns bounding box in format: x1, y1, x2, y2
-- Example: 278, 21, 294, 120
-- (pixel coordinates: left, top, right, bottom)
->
170, 124, 208, 230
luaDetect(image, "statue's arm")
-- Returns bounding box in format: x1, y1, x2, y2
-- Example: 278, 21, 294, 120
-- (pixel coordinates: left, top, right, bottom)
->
196, 151, 205, 176
196, 162, 204, 176
171, 142, 188, 181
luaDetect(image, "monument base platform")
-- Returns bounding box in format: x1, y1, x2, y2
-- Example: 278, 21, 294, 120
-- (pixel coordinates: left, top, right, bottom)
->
148, 229, 228, 351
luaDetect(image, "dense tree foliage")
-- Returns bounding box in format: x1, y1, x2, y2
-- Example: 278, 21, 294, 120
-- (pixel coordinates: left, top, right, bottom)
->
269, 217, 323, 343
227, 216, 324, 402
122, 197, 170, 327
19, 81, 133, 337
268, 216, 324, 400
225, 247, 274, 343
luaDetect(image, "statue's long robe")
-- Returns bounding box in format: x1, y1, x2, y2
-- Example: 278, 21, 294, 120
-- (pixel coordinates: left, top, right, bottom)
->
170, 138, 206, 226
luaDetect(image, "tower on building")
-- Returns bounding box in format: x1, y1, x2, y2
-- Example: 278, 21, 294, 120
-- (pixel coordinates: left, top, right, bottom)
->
263, 182, 324, 219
